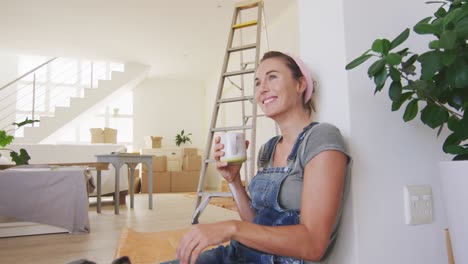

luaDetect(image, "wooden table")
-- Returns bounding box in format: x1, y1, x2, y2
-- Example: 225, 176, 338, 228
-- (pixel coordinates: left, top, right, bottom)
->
96, 154, 153, 214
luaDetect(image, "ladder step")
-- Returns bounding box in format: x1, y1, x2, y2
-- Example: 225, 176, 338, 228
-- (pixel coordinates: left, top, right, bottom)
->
197, 192, 232, 198
218, 96, 254, 104
235, 0, 262, 10
223, 69, 255, 77
244, 114, 265, 119
241, 61, 256, 67
233, 20, 258, 29
228, 43, 257, 53
211, 125, 253, 132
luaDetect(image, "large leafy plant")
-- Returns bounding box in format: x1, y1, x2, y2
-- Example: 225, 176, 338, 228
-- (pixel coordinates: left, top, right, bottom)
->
346, 0, 468, 160
0, 118, 38, 165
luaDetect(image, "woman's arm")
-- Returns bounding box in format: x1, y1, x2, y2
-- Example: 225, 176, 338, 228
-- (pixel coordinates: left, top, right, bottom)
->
177, 150, 347, 264
232, 150, 347, 260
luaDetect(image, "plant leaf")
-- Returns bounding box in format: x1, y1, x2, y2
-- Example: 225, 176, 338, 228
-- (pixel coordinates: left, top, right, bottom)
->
346, 54, 373, 70
443, 133, 461, 154
418, 50, 443, 80
391, 92, 413, 111
390, 28, 410, 50
10, 148, 31, 165
385, 53, 402, 66
414, 23, 441, 35
429, 40, 440, 49
0, 130, 14, 148
403, 99, 419, 121
389, 66, 401, 81
367, 59, 385, 77
420, 103, 449, 128
435, 7, 447, 18
453, 59, 468, 88
443, 8, 463, 28
374, 68, 388, 88
442, 49, 457, 65
389, 81, 403, 102
372, 39, 384, 53
439, 30, 457, 49
455, 16, 468, 38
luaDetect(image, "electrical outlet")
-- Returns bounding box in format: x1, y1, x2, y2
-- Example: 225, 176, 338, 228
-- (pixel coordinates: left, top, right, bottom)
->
403, 185, 433, 225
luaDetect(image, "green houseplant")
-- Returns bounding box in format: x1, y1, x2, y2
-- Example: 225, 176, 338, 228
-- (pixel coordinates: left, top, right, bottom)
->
0, 118, 38, 165
346, 0, 468, 161
175, 130, 192, 147
346, 1, 468, 262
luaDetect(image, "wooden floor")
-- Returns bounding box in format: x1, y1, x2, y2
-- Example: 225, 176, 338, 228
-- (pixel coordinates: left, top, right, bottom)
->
0, 193, 240, 264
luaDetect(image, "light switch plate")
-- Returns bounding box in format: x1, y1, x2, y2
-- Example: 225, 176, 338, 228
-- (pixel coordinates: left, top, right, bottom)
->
403, 185, 433, 225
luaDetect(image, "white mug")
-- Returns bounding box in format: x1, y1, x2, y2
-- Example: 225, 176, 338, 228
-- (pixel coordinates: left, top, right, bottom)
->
220, 132, 247, 164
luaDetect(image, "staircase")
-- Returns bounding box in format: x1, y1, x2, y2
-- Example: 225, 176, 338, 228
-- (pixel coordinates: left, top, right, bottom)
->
1, 60, 149, 144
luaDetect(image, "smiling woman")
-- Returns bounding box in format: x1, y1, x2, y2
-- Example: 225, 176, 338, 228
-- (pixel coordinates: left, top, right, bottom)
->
176, 51, 352, 264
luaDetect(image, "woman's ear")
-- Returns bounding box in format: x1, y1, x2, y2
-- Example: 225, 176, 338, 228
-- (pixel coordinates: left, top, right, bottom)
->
296, 76, 307, 94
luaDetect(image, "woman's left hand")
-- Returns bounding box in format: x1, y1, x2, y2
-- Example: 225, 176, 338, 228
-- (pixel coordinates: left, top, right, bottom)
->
176, 221, 235, 264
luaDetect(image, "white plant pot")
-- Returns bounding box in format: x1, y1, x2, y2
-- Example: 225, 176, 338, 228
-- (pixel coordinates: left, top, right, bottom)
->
438, 160, 468, 264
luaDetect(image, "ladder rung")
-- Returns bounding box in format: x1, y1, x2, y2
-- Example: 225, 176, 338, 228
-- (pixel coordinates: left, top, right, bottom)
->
244, 114, 265, 118
197, 192, 232, 198
223, 69, 255, 77
228, 43, 257, 53
241, 61, 256, 66
211, 125, 253, 132
235, 0, 262, 9
233, 20, 257, 29
218, 96, 254, 104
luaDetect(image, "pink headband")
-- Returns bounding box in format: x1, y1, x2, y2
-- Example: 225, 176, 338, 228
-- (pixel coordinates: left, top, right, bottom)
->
285, 53, 314, 103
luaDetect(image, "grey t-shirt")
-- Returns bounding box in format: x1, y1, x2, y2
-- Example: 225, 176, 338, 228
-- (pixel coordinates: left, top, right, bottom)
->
257, 122, 351, 262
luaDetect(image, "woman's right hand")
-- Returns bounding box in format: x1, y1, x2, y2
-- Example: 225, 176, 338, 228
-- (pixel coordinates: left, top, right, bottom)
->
213, 136, 249, 183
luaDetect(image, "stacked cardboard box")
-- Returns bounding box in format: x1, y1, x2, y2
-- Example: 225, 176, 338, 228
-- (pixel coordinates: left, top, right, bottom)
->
140, 155, 170, 193
139, 147, 201, 193
171, 148, 201, 192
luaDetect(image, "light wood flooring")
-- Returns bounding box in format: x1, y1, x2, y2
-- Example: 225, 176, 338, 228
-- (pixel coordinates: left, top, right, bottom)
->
0, 193, 240, 264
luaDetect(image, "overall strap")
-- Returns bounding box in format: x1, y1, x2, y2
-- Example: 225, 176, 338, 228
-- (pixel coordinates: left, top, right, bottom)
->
287, 122, 319, 161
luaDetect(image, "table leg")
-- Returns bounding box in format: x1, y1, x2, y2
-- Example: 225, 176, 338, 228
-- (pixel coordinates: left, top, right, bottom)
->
114, 166, 120, 215
128, 166, 135, 209
148, 170, 153, 209
97, 169, 102, 213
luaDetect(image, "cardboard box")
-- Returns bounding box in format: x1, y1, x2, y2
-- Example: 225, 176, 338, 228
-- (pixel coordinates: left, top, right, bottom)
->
142, 156, 167, 172
167, 160, 182, 171
104, 127, 118, 143
182, 155, 202, 171
183, 148, 198, 157
141, 171, 171, 193
170, 171, 200, 192
90, 128, 104, 143
144, 136, 163, 148
221, 179, 246, 192
128, 169, 140, 193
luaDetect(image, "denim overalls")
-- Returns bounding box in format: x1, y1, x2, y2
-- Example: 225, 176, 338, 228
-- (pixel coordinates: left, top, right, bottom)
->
196, 122, 318, 264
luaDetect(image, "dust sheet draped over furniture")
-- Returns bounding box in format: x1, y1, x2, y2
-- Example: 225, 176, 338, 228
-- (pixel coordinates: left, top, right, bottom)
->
0, 166, 90, 234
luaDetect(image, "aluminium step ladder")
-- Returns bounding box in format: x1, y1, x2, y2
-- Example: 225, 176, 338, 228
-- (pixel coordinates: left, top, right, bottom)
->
191, 0, 264, 224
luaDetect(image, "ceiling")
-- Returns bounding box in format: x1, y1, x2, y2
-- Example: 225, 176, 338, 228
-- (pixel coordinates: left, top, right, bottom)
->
0, 0, 295, 80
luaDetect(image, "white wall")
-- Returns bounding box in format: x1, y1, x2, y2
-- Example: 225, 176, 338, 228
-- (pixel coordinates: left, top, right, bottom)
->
133, 78, 206, 152
300, 0, 451, 263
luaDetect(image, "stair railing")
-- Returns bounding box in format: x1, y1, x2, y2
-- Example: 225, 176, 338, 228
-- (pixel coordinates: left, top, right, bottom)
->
0, 57, 124, 136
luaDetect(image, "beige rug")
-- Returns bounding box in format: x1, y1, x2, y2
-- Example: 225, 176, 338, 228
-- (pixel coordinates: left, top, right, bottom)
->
185, 193, 238, 212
